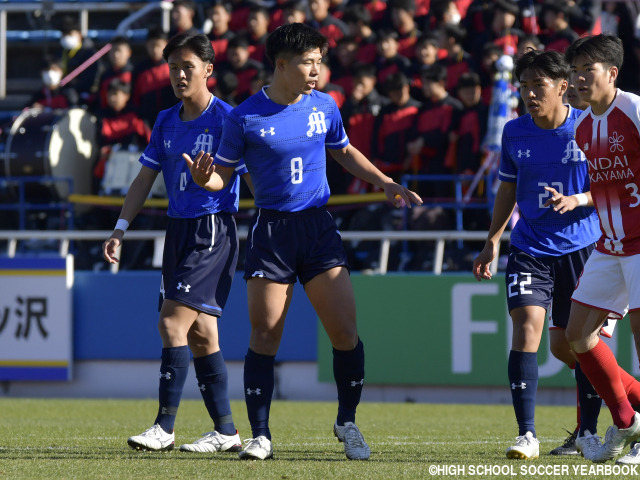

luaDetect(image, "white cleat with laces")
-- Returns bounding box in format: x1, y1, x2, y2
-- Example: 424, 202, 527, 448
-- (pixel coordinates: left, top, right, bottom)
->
506, 431, 539, 459
333, 422, 371, 460
127, 424, 175, 451
576, 430, 603, 460
591, 413, 640, 463
617, 442, 640, 464
238, 436, 273, 460
179, 430, 242, 452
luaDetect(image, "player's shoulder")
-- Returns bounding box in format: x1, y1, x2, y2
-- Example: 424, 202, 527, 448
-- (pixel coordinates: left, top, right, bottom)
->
504, 113, 532, 135
154, 102, 182, 128
613, 89, 640, 119
306, 89, 339, 109
210, 95, 233, 116
230, 89, 270, 118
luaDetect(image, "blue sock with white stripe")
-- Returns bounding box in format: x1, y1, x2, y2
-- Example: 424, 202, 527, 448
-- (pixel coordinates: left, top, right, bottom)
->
334, 338, 365, 426
244, 348, 275, 440
155, 345, 190, 433
508, 350, 538, 437
194, 350, 236, 436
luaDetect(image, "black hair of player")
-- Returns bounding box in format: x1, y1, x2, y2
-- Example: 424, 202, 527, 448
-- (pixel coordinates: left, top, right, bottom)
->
265, 22, 328, 67
565, 34, 624, 70
163, 32, 215, 65
515, 49, 569, 82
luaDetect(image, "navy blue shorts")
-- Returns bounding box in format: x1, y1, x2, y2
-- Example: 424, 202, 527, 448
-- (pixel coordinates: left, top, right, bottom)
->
160, 213, 238, 317
243, 207, 349, 284
505, 244, 594, 328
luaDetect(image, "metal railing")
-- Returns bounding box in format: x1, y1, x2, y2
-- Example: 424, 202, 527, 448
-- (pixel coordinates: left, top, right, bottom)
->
0, 229, 511, 275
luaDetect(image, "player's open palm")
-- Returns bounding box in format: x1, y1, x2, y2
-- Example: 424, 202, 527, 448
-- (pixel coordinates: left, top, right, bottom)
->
472, 243, 497, 281
183, 150, 215, 188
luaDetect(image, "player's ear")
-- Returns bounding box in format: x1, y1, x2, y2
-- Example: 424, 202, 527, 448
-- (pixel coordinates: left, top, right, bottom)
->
205, 62, 213, 78
559, 79, 568, 95
609, 65, 619, 84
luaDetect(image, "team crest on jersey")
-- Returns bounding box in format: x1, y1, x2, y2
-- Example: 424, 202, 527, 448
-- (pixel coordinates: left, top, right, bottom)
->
306, 107, 327, 137
609, 131, 624, 152
561, 139, 586, 164
191, 129, 214, 155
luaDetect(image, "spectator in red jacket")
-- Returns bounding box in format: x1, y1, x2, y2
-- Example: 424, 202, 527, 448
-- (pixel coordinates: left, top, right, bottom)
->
375, 29, 412, 89
342, 4, 378, 63
307, 0, 349, 47
539, 1, 578, 53
216, 35, 264, 104
96, 36, 133, 110
246, 6, 270, 63
206, 0, 235, 63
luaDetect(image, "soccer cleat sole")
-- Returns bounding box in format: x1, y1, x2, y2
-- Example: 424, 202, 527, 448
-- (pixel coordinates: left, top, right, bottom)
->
506, 450, 538, 460
127, 439, 175, 452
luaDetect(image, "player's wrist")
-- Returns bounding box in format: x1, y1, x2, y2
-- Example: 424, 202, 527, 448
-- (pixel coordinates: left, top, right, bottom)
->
574, 193, 588, 207
114, 218, 129, 233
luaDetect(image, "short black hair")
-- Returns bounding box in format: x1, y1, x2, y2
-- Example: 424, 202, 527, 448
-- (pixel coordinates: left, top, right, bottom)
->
416, 32, 439, 48
210, 0, 232, 14
227, 34, 250, 50
384, 71, 409, 92
421, 63, 447, 83
388, 0, 415, 12
342, 4, 371, 25
376, 29, 398, 42
457, 71, 480, 89
146, 26, 168, 42
565, 34, 624, 70
216, 71, 238, 95
163, 32, 216, 65
515, 49, 569, 82
60, 15, 80, 35
110, 35, 131, 48
265, 23, 328, 66
441, 24, 466, 45
352, 62, 377, 80
172, 0, 195, 11
108, 78, 131, 95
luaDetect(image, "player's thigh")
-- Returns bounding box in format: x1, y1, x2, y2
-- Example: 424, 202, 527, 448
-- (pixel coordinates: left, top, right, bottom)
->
572, 251, 628, 319
305, 266, 358, 350
159, 298, 200, 347
548, 328, 575, 366
510, 305, 547, 352
187, 312, 220, 357
247, 278, 293, 353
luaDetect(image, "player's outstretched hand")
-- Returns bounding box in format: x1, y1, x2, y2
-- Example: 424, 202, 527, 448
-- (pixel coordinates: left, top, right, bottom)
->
183, 150, 215, 188
384, 183, 423, 208
103, 234, 122, 264
472, 243, 496, 281
543, 186, 579, 214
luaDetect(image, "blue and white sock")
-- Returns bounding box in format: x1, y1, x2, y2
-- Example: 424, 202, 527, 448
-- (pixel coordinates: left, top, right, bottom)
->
244, 348, 275, 440
194, 350, 236, 436
155, 345, 190, 433
333, 338, 365, 426
508, 350, 538, 437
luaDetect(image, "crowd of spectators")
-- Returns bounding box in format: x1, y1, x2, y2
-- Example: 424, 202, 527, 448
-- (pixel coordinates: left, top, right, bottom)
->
16, 0, 640, 270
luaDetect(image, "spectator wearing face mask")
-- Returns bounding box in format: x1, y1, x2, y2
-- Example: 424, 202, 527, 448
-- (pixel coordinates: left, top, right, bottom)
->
29, 56, 79, 109
58, 16, 103, 106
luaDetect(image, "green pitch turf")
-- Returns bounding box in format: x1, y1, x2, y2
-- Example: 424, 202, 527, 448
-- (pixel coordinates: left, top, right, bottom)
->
0, 398, 625, 479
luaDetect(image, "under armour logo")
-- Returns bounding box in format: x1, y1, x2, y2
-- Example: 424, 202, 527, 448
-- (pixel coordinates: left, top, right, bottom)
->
517, 149, 530, 158
511, 382, 527, 390
246, 388, 262, 395
159, 372, 172, 380
350, 379, 364, 387
583, 143, 589, 151
164, 140, 171, 149
177, 282, 191, 292
251, 270, 265, 278
586, 393, 600, 399
306, 109, 327, 137
260, 127, 275, 137
199, 384, 206, 392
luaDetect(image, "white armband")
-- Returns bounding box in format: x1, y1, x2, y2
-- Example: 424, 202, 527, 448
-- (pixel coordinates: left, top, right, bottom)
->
115, 218, 130, 232
575, 193, 588, 207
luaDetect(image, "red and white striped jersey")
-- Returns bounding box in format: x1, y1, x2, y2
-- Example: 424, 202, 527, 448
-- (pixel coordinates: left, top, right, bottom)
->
575, 89, 640, 256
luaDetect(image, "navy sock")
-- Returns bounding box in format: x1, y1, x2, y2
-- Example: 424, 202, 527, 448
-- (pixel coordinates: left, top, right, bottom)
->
155, 345, 190, 433
333, 338, 365, 426
194, 350, 236, 436
575, 362, 601, 436
508, 350, 538, 437
244, 348, 275, 440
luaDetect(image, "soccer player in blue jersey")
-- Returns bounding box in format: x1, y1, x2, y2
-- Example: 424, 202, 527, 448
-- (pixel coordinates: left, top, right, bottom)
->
103, 32, 252, 454
472, 49, 605, 460
184, 23, 422, 460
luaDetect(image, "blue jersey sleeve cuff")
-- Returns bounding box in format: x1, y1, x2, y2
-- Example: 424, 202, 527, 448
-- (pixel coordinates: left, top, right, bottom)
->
214, 153, 240, 167
325, 135, 349, 149
139, 153, 162, 172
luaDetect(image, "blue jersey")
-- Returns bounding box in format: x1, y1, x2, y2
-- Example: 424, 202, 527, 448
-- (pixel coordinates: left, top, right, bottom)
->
499, 106, 600, 256
139, 95, 248, 218
214, 88, 349, 211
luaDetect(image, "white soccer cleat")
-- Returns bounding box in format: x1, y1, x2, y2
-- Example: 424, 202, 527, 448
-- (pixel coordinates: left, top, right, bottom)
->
576, 430, 603, 460
333, 422, 371, 460
591, 412, 640, 463
505, 431, 539, 460
238, 436, 273, 460
179, 430, 242, 453
549, 429, 579, 455
127, 424, 175, 451
616, 442, 640, 464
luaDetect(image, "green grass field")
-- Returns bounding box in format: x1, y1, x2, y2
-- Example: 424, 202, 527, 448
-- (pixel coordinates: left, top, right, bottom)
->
0, 398, 627, 479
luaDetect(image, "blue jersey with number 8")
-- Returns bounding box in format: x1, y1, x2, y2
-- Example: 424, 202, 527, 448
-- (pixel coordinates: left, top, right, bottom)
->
214, 88, 349, 212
